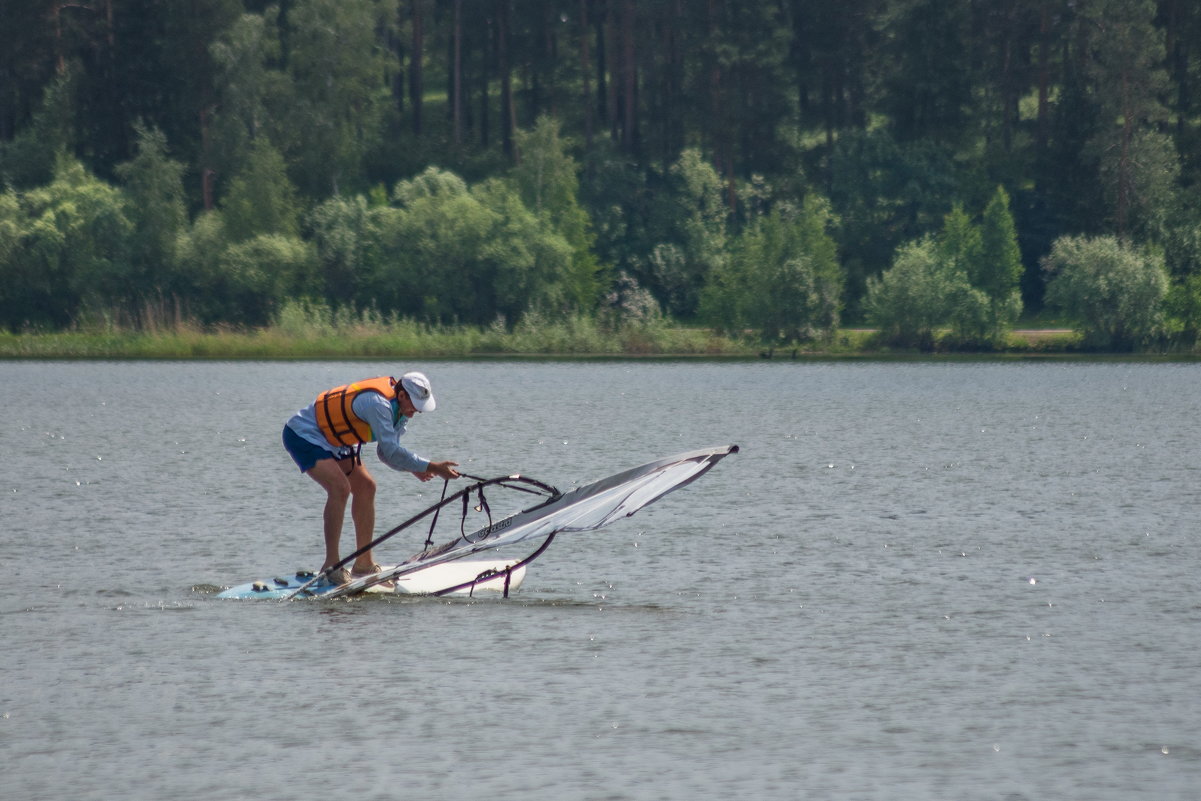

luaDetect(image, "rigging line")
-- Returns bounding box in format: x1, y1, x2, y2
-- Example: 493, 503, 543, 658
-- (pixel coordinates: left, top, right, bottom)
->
430, 532, 558, 597
283, 474, 541, 600
458, 484, 494, 542
458, 471, 560, 498
424, 478, 450, 549
474, 485, 493, 533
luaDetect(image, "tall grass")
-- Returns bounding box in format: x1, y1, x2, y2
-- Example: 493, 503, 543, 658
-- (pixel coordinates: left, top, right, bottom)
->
0, 301, 752, 359
5, 301, 1184, 359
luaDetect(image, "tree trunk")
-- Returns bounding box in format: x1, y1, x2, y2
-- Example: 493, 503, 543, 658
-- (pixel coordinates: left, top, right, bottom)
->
498, 0, 514, 157
620, 0, 636, 150
579, 0, 593, 150
480, 11, 491, 147
392, 3, 405, 115
1116, 70, 1132, 237
594, 0, 608, 127
410, 0, 424, 136
1036, 0, 1050, 155
452, 0, 463, 145
606, 0, 619, 140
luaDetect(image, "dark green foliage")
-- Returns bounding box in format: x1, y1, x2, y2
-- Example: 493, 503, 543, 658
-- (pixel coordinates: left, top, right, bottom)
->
973, 186, 1024, 339
305, 194, 386, 309
701, 195, 842, 343
865, 190, 1023, 347
0, 0, 1198, 347
511, 117, 604, 314
221, 139, 301, 242
354, 166, 575, 327
115, 123, 188, 303
826, 129, 966, 319
0, 73, 75, 189
1165, 272, 1201, 345
879, 0, 975, 146
0, 158, 132, 330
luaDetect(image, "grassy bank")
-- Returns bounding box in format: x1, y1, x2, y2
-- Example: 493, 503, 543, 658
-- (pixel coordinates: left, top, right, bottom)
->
0, 314, 752, 359
0, 323, 1115, 360
0, 307, 1191, 360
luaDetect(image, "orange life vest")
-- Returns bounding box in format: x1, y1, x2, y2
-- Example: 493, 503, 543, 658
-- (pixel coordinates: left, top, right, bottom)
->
314, 376, 398, 448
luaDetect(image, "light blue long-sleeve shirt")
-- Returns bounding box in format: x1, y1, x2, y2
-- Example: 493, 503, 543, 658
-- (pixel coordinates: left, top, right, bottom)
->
285, 390, 430, 473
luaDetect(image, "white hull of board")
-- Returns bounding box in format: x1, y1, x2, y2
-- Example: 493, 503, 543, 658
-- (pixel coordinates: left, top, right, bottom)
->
217, 557, 527, 600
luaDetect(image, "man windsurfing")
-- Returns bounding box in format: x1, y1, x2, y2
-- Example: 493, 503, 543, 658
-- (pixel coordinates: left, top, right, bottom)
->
282, 371, 460, 586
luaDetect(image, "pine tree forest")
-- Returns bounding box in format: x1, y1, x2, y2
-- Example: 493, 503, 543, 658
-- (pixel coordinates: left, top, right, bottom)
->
2, 0, 1200, 350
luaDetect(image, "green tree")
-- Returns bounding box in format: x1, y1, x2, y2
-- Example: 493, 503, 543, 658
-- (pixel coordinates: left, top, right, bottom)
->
936, 205, 982, 277
209, 9, 294, 188
0, 0, 58, 144
790, 0, 877, 146
643, 149, 729, 319
217, 234, 317, 326
173, 210, 232, 323
285, 0, 391, 196
0, 72, 75, 189
371, 166, 576, 326
0, 189, 28, 329
935, 204, 990, 343
374, 168, 491, 322
1042, 234, 1168, 349
972, 186, 1024, 340
880, 0, 976, 146
577, 146, 675, 303
1164, 272, 1201, 346
1082, 0, 1173, 236
115, 123, 187, 310
474, 178, 574, 324
1097, 128, 1182, 243
306, 193, 388, 309
1161, 213, 1201, 281
511, 117, 603, 315
826, 130, 964, 318
7, 158, 133, 328
697, 0, 795, 177
1033, 42, 1106, 253
173, 208, 315, 326
701, 194, 842, 342
865, 193, 1023, 348
221, 139, 301, 243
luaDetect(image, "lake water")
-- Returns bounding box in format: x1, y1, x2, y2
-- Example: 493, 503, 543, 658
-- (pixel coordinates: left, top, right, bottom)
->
2, 360, 1199, 800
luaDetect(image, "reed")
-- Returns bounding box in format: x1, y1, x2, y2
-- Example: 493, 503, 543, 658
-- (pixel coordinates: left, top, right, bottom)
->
0, 302, 753, 359
3, 302, 1183, 359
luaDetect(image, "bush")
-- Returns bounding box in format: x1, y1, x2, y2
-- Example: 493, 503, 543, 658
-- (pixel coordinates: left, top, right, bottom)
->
0, 158, 133, 330
1042, 235, 1168, 350
1164, 273, 1201, 347
218, 234, 316, 326
865, 237, 972, 349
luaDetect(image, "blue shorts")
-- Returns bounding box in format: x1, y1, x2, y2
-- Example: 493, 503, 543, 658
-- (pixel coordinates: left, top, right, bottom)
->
282, 425, 341, 473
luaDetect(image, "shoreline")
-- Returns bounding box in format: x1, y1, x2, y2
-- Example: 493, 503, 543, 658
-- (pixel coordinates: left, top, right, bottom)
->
2, 328, 1197, 361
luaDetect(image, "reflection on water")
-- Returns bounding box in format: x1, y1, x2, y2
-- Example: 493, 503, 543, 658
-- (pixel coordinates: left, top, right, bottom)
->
2, 360, 1200, 800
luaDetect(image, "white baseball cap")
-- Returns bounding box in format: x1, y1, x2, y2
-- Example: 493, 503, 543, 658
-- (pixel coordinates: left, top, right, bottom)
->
400, 371, 436, 412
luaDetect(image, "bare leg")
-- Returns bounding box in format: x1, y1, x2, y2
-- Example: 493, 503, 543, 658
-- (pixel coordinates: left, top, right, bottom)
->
347, 463, 378, 571
305, 458, 352, 569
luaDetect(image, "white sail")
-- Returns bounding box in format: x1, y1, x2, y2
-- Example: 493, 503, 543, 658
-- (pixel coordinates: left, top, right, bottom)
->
320, 445, 738, 598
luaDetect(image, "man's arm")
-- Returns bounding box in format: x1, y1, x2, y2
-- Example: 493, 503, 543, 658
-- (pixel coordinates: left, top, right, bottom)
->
412, 460, 461, 481
353, 393, 459, 480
